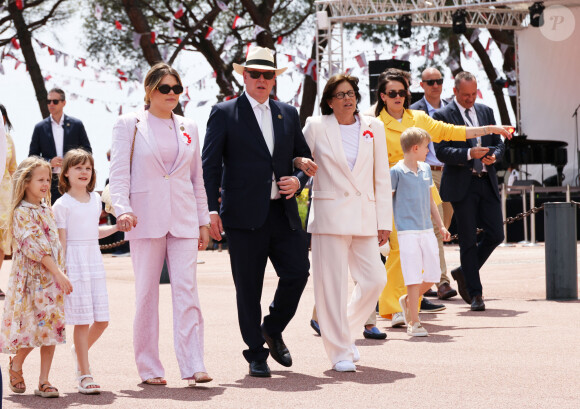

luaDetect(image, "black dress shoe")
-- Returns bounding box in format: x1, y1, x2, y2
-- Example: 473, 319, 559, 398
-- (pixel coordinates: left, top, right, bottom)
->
451, 267, 472, 304
470, 295, 486, 311
423, 288, 438, 297
420, 298, 446, 312
363, 326, 387, 339
262, 326, 292, 367
437, 283, 458, 300
249, 360, 271, 377
310, 319, 321, 336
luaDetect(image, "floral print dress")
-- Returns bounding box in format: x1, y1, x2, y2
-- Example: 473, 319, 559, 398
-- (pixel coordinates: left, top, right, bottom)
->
0, 201, 66, 354
0, 134, 17, 254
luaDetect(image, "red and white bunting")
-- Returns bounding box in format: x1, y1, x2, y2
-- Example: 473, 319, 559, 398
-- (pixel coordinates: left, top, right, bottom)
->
477, 89, 483, 99
392, 45, 399, 56
285, 54, 293, 62
132, 32, 142, 49
15, 0, 24, 10
115, 21, 123, 30
469, 28, 481, 43
421, 44, 426, 56
174, 3, 184, 19
150, 31, 156, 44
500, 44, 509, 55
232, 15, 244, 29
277, 36, 285, 45
355, 32, 363, 40
355, 52, 367, 68
223, 35, 236, 50
253, 25, 266, 39
433, 40, 440, 55
217, 1, 228, 11
304, 58, 316, 81
205, 27, 216, 40
245, 42, 252, 58
11, 38, 20, 50
485, 38, 492, 51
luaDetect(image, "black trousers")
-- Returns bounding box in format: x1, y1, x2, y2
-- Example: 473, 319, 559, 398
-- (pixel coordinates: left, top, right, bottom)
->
452, 175, 504, 298
50, 173, 62, 205
225, 199, 310, 363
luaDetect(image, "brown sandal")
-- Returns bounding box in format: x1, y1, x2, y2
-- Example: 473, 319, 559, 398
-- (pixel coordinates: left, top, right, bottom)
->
34, 382, 59, 398
9, 356, 26, 393
143, 377, 167, 385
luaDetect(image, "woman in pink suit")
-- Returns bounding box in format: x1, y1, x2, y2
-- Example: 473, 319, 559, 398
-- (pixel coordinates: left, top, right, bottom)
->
109, 63, 212, 386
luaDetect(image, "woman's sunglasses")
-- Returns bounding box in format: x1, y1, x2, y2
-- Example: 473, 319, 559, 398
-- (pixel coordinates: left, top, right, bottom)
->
157, 84, 184, 94
246, 70, 276, 80
424, 79, 444, 86
384, 90, 407, 99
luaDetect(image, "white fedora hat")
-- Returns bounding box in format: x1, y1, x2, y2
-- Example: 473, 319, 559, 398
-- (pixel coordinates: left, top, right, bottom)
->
233, 46, 287, 76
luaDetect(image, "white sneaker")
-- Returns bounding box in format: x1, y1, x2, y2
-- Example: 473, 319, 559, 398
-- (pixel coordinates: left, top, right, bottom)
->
391, 312, 405, 328
399, 294, 411, 325
407, 322, 428, 337
333, 360, 356, 372
351, 344, 360, 363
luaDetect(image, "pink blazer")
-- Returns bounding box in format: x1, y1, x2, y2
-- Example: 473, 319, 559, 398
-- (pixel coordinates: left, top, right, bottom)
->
109, 110, 210, 240
302, 113, 392, 236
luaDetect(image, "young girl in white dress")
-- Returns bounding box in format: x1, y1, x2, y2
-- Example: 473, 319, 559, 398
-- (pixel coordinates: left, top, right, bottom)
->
53, 149, 118, 395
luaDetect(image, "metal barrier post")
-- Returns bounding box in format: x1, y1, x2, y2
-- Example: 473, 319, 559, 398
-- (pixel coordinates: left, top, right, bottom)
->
518, 187, 530, 244
544, 202, 578, 300
524, 185, 540, 247
499, 184, 515, 247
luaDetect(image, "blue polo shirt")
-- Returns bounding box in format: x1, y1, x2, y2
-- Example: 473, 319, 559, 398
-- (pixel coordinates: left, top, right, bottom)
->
391, 160, 434, 232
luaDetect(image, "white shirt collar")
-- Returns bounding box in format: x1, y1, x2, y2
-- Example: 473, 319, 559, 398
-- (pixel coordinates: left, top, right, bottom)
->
246, 93, 270, 111
397, 159, 426, 174
454, 98, 472, 114
50, 114, 64, 126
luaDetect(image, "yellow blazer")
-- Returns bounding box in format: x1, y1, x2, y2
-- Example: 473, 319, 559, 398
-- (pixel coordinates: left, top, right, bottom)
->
378, 108, 466, 166
303, 113, 392, 236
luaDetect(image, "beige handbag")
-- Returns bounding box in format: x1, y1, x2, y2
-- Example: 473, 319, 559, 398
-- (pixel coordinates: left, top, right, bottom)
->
102, 123, 138, 216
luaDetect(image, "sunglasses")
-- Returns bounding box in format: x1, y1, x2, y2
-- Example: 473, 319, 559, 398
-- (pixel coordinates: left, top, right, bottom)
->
47, 99, 63, 105
246, 70, 276, 80
157, 84, 184, 94
333, 90, 355, 100
384, 90, 407, 99
423, 78, 444, 86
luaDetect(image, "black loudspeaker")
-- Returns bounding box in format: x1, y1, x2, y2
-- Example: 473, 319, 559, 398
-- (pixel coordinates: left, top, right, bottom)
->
369, 59, 411, 105
513, 179, 542, 187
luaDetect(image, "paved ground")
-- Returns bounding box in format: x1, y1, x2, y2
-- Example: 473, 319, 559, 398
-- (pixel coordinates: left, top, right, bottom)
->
1, 243, 579, 408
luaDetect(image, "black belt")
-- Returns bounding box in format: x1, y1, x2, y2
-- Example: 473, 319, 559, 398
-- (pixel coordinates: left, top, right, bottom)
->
472, 172, 488, 178
430, 165, 444, 171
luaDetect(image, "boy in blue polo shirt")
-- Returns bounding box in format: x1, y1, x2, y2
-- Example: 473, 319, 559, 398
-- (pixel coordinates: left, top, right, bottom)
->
391, 127, 451, 337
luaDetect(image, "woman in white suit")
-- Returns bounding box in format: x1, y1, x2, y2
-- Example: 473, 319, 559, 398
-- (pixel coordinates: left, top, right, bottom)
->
299, 74, 392, 372
109, 63, 212, 386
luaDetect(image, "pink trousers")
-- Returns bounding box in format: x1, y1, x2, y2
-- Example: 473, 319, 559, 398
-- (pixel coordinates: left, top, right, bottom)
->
130, 234, 206, 380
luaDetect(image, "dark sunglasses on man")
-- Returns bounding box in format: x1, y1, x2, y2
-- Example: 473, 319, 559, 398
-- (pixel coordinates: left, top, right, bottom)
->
157, 84, 184, 94
245, 70, 275, 80
424, 78, 444, 86
47, 99, 63, 105
384, 90, 407, 99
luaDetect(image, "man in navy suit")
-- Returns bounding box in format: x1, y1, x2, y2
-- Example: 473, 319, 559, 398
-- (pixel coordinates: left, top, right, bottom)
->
29, 87, 92, 203
202, 47, 312, 377
434, 72, 505, 312
410, 67, 458, 302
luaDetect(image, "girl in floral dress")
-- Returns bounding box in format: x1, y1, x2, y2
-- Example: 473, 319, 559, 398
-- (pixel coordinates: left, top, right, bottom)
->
0, 157, 72, 398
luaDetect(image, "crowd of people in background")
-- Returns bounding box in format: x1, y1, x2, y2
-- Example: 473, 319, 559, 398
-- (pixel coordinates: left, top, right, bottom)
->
0, 46, 514, 398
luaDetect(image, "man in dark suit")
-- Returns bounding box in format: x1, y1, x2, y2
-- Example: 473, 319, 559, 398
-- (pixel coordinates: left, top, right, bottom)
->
29, 87, 92, 203
410, 67, 458, 302
202, 47, 312, 377
433, 72, 505, 312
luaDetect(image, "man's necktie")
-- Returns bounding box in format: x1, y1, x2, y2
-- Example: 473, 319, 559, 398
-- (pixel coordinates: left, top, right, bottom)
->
258, 104, 279, 198
465, 108, 483, 174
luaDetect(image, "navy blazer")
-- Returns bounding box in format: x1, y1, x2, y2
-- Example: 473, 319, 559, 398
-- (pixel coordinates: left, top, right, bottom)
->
433, 101, 504, 202
29, 114, 92, 160
409, 97, 449, 115
202, 93, 312, 230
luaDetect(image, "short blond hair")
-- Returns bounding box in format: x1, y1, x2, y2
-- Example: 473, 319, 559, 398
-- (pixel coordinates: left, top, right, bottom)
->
400, 127, 431, 153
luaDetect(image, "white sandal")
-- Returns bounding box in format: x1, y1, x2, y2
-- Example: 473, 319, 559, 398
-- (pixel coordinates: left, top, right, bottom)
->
78, 374, 101, 395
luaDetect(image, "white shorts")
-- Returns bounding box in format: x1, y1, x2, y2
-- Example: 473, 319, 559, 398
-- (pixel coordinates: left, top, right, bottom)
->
398, 230, 442, 285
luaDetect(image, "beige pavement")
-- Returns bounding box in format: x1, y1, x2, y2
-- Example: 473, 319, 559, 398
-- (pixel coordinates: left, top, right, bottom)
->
1, 244, 579, 408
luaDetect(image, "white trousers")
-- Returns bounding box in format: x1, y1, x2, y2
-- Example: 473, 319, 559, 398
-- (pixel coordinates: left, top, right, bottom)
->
311, 234, 387, 365
130, 234, 206, 380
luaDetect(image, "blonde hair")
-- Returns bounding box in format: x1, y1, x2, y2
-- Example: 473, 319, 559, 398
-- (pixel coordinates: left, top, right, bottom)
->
400, 127, 431, 153
10, 157, 52, 226
144, 62, 183, 105
58, 149, 96, 194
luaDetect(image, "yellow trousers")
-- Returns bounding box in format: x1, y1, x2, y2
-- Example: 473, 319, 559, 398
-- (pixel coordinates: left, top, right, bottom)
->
378, 217, 422, 318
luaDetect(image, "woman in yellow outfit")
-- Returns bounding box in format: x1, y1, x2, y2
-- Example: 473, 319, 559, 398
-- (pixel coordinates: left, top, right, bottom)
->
375, 72, 512, 323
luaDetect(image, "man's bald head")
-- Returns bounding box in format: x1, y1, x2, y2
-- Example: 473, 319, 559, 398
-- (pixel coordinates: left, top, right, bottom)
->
419, 67, 443, 106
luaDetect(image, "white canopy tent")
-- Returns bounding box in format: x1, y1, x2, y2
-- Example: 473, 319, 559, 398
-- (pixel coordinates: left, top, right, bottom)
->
314, 0, 580, 186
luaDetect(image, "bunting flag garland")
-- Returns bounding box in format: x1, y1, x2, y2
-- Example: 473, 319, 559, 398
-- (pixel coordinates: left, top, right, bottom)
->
115, 20, 123, 30
421, 44, 426, 56
150, 31, 156, 44
477, 89, 483, 99
94, 4, 103, 20
296, 49, 307, 61
16, 0, 24, 10
132, 32, 142, 49
205, 27, 215, 40
0, 62, 4, 75
485, 38, 492, 51
223, 35, 236, 50
217, 1, 228, 11
232, 15, 244, 29
174, 4, 184, 19
432, 40, 440, 55
355, 32, 363, 40
354, 52, 367, 68
500, 44, 509, 55
304, 58, 316, 81
391, 45, 399, 56
253, 25, 266, 38
470, 28, 481, 43
245, 42, 252, 58
276, 36, 285, 45
285, 54, 293, 62
11, 38, 20, 50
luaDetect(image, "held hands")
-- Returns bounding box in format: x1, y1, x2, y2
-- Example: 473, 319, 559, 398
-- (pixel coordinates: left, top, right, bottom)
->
293, 157, 318, 177
54, 270, 73, 294
50, 156, 63, 168
278, 176, 300, 199
198, 225, 210, 251
118, 212, 138, 232
440, 226, 451, 242
378, 230, 391, 247
209, 214, 223, 241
